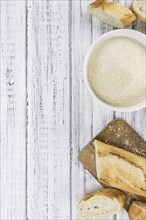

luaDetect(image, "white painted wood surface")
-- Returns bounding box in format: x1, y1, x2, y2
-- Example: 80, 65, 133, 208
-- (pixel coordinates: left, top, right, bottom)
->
27, 1, 71, 219
0, 1, 145, 220
1, 1, 26, 219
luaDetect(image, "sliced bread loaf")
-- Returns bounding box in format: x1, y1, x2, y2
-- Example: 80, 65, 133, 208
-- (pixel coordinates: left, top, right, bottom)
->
78, 188, 126, 219
129, 201, 146, 220
94, 140, 146, 197
88, 0, 136, 28
132, 0, 146, 22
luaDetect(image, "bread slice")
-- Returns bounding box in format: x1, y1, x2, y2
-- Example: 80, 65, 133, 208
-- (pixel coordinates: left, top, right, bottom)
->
88, 0, 136, 28
94, 140, 146, 197
129, 201, 146, 220
132, 0, 146, 22
78, 188, 126, 219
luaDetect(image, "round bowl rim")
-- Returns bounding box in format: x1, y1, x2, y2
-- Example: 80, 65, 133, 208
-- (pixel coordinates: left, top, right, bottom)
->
83, 29, 146, 112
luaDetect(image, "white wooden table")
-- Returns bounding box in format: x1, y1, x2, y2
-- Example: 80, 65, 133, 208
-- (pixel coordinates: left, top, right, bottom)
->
1, 1, 146, 219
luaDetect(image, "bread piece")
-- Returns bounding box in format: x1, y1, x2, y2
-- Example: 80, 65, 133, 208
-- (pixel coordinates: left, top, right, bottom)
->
78, 188, 126, 219
129, 201, 146, 220
88, 0, 136, 28
94, 140, 146, 197
132, 0, 146, 22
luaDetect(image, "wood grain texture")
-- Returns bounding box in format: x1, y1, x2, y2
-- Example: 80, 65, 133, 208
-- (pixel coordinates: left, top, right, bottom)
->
0, 1, 26, 219
0, 0, 145, 219
71, 1, 97, 219
27, 1, 71, 219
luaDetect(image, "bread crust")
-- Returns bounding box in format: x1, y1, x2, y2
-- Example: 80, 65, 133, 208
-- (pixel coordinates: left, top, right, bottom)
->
128, 201, 146, 220
80, 188, 126, 206
131, 1, 146, 22
93, 188, 126, 207
94, 140, 146, 197
88, 1, 136, 28
78, 188, 126, 219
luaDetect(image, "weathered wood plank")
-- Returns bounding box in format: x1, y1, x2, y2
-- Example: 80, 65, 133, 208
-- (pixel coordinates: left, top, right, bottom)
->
1, 0, 144, 219
70, 1, 98, 219
27, 1, 71, 219
0, 1, 26, 219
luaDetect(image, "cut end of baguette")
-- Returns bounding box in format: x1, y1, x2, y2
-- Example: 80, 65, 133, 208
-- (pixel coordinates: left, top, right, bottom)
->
88, 1, 136, 28
132, 0, 146, 22
128, 201, 146, 220
78, 188, 126, 219
88, 6, 124, 28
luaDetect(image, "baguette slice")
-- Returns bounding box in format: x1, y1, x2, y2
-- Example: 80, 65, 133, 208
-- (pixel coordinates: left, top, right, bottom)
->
132, 0, 146, 22
94, 140, 146, 197
78, 188, 126, 219
129, 201, 146, 220
88, 1, 136, 28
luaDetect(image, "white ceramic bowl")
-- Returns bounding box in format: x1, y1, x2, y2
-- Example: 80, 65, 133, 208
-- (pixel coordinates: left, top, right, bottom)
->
83, 29, 146, 112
